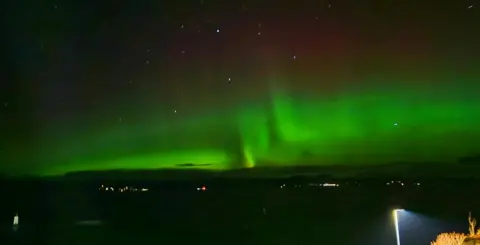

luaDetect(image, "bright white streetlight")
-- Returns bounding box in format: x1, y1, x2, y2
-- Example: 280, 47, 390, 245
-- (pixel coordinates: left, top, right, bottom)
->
393, 209, 405, 245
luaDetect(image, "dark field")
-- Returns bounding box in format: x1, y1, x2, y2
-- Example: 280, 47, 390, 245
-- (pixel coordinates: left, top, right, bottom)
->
1, 182, 478, 245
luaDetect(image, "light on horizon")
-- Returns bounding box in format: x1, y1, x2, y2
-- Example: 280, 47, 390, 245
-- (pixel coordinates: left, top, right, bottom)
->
12, 213, 19, 232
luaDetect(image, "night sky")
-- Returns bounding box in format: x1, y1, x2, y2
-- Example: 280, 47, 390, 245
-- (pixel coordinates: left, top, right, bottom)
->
2, 0, 480, 176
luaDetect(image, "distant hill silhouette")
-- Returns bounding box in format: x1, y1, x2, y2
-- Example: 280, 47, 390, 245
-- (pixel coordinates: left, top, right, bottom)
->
175, 163, 212, 167
3, 154, 480, 181
57, 159, 480, 181
459, 155, 480, 165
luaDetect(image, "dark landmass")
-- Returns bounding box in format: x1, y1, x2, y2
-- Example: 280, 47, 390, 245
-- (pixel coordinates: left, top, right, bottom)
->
1, 154, 479, 182
60, 159, 480, 180
1, 158, 480, 245
175, 163, 213, 167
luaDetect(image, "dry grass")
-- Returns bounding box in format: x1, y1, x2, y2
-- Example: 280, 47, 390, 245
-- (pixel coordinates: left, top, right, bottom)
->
430, 232, 467, 245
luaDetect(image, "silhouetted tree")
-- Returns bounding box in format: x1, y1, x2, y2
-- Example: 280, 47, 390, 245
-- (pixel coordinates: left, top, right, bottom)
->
469, 212, 477, 236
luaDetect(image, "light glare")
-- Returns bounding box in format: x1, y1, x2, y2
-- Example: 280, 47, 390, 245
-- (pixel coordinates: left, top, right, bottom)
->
393, 209, 404, 245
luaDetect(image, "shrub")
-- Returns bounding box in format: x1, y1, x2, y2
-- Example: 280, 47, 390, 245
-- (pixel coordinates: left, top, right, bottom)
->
430, 232, 466, 245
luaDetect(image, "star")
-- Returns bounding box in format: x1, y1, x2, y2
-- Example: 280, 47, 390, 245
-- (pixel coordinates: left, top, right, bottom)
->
145, 60, 150, 64
241, 4, 248, 11
468, 5, 474, 9
181, 50, 185, 54
118, 117, 123, 122
174, 110, 177, 113
257, 32, 261, 36
216, 29, 220, 33
293, 55, 296, 60
4, 102, 7, 107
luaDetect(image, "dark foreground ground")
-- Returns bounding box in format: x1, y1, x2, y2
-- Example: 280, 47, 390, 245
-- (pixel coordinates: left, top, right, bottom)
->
0, 183, 478, 245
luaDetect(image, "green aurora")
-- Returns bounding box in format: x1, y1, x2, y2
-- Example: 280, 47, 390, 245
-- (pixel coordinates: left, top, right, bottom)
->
4, 0, 480, 178
30, 75, 480, 176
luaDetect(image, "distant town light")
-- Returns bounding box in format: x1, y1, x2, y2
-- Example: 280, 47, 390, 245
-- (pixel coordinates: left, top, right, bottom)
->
322, 183, 339, 187
12, 213, 19, 232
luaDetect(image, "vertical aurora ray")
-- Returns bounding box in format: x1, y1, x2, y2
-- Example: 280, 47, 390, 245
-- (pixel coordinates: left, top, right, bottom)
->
237, 106, 271, 168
